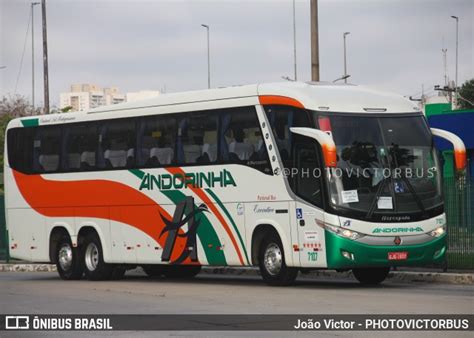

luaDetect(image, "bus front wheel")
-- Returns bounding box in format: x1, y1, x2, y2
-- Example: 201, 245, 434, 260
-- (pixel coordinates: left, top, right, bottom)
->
258, 232, 297, 286
56, 234, 83, 280
352, 267, 390, 285
82, 233, 113, 281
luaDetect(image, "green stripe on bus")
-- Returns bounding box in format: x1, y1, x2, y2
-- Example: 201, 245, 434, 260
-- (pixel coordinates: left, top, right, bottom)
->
128, 169, 226, 265
129, 169, 145, 180
205, 188, 250, 265
162, 190, 227, 266
21, 118, 39, 127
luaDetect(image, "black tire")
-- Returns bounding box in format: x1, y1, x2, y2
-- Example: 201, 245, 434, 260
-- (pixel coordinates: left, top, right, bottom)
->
163, 265, 201, 279
56, 234, 83, 280
258, 232, 297, 286
352, 267, 390, 285
142, 264, 166, 277
82, 232, 113, 281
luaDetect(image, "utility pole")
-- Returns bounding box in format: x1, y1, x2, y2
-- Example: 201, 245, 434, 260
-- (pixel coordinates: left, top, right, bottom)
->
41, 0, 50, 114
31, 2, 40, 112
310, 0, 319, 81
343, 32, 350, 83
201, 24, 210, 89
292, 0, 297, 81
442, 48, 448, 87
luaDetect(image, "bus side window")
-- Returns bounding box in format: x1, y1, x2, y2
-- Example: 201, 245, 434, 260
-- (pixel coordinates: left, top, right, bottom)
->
220, 107, 271, 174
294, 142, 323, 207
33, 126, 61, 173
63, 123, 99, 171
7, 128, 34, 174
176, 111, 218, 165
98, 119, 136, 170
137, 115, 177, 168
264, 105, 323, 207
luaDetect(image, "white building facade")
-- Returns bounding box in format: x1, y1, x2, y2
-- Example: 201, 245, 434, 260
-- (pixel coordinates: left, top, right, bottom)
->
60, 84, 126, 111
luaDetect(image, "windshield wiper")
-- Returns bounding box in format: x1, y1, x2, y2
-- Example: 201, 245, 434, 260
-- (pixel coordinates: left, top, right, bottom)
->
399, 175, 427, 216
365, 175, 389, 220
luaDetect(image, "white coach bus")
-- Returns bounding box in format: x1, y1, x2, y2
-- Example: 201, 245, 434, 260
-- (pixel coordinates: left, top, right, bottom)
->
4, 82, 466, 285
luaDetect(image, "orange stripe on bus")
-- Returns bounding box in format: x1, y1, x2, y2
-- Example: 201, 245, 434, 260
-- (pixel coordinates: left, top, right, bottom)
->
258, 95, 304, 109
12, 170, 192, 264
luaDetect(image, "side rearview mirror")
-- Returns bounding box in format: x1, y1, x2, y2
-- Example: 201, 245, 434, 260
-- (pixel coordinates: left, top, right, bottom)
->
290, 127, 337, 167
431, 128, 466, 172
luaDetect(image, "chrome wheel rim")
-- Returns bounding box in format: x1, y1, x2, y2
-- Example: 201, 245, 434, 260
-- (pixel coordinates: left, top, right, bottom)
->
264, 243, 282, 276
85, 243, 99, 271
58, 243, 73, 271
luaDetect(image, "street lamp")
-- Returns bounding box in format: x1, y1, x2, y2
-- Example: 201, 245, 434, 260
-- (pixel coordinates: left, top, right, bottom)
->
201, 24, 210, 89
343, 32, 350, 84
451, 15, 459, 106
292, 0, 297, 81
31, 2, 40, 110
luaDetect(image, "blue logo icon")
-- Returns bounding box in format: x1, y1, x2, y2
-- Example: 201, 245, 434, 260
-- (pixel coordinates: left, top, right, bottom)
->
296, 208, 303, 220
394, 181, 404, 193
343, 219, 351, 227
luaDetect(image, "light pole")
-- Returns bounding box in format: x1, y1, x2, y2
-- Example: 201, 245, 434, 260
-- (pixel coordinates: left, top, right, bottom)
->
31, 2, 40, 110
451, 15, 459, 106
201, 24, 210, 89
292, 0, 297, 81
343, 32, 350, 84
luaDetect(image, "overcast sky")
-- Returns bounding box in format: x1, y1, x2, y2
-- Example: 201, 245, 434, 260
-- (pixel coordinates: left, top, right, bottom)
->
1, 0, 473, 107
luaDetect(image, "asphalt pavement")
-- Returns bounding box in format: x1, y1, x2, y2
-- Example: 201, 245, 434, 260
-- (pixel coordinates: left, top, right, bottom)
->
0, 270, 473, 337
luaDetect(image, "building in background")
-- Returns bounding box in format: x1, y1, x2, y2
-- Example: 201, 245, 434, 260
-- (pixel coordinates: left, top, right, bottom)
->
126, 90, 160, 103
60, 84, 125, 111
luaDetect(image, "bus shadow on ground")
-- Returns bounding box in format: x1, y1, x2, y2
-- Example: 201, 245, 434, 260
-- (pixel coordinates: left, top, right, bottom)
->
118, 272, 410, 290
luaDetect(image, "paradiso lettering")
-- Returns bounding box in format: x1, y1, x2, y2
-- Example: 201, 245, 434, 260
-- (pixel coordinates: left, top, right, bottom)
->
139, 169, 236, 191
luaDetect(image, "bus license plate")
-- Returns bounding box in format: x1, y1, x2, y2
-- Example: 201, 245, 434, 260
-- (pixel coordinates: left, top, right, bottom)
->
388, 252, 408, 260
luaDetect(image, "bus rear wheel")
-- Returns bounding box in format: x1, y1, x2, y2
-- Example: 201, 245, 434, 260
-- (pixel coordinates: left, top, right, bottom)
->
56, 234, 83, 280
82, 233, 113, 281
352, 267, 390, 285
163, 265, 201, 279
258, 232, 297, 286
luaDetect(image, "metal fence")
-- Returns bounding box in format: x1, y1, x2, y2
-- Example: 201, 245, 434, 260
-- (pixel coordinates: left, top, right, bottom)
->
0, 179, 473, 268
444, 176, 474, 269
0, 194, 8, 261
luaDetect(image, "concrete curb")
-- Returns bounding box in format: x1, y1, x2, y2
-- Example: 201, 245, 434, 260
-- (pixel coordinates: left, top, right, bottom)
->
1, 264, 473, 285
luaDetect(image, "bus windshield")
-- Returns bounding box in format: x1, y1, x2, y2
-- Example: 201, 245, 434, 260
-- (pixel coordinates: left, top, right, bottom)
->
314, 113, 442, 219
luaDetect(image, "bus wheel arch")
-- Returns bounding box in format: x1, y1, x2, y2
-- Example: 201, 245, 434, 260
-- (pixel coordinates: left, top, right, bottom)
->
252, 224, 297, 286
251, 224, 277, 266
50, 227, 83, 280
78, 227, 114, 280
49, 226, 72, 264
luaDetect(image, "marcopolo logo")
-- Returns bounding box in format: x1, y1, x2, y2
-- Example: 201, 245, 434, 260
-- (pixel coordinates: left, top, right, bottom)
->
372, 227, 424, 234
139, 169, 236, 191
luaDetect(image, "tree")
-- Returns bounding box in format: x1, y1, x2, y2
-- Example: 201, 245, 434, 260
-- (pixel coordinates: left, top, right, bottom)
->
0, 95, 41, 173
458, 79, 474, 110
0, 95, 42, 117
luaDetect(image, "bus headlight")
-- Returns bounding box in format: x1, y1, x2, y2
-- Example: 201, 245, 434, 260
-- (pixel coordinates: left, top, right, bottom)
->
429, 226, 446, 238
325, 224, 365, 240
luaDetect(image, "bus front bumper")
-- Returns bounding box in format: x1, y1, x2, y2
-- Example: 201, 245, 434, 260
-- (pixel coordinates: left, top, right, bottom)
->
324, 230, 446, 269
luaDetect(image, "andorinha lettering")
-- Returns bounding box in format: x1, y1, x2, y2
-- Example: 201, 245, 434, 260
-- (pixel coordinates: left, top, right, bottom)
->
372, 227, 424, 234
139, 169, 236, 191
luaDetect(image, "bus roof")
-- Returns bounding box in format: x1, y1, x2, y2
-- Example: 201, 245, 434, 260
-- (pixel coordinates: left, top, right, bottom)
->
91, 81, 419, 114
12, 82, 420, 128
